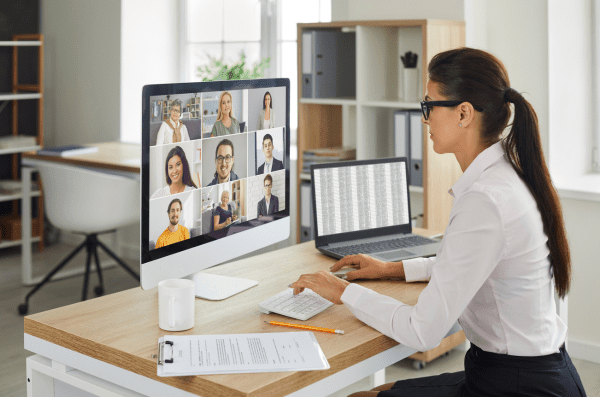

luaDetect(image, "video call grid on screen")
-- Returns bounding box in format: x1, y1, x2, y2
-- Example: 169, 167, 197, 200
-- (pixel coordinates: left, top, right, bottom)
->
313, 161, 410, 236
144, 84, 288, 256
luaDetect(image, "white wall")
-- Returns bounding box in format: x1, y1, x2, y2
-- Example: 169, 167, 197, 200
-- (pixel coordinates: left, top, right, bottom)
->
331, 0, 600, 362
121, 0, 179, 144
41, 0, 121, 147
332, 0, 464, 21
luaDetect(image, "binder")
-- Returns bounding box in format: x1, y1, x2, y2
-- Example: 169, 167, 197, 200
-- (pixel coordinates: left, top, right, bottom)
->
301, 30, 356, 99
409, 111, 423, 187
300, 182, 314, 242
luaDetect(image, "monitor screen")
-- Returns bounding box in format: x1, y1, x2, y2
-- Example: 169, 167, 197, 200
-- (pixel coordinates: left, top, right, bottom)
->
141, 80, 290, 275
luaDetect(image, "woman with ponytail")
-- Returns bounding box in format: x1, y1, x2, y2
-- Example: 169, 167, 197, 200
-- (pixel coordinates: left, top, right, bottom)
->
289, 48, 586, 396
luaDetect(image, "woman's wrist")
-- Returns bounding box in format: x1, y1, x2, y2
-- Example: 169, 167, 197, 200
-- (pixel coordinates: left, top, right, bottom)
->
386, 261, 405, 280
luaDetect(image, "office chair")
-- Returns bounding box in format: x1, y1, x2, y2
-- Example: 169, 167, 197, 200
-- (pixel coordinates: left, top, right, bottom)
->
18, 161, 140, 315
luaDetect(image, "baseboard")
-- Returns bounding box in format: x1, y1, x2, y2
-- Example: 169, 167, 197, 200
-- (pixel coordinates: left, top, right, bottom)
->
568, 338, 600, 364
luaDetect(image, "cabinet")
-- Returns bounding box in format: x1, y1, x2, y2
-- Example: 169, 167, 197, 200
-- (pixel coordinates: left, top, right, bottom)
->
0, 34, 44, 252
296, 20, 465, 241
161, 99, 173, 121
188, 96, 201, 119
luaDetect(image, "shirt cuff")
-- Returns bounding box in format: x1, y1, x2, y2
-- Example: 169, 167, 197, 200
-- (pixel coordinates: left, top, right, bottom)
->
403, 257, 430, 282
340, 283, 373, 307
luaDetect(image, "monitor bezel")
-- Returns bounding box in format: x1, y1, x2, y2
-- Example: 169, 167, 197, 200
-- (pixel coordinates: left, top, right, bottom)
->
141, 78, 291, 264
310, 157, 413, 248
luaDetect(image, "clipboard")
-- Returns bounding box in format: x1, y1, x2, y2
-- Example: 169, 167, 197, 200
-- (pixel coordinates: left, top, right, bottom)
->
156, 332, 330, 377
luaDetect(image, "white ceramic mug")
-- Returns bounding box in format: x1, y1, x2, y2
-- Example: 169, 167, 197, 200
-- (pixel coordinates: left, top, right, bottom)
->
158, 279, 195, 331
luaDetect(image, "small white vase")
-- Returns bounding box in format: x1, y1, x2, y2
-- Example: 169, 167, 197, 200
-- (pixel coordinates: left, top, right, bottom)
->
403, 68, 419, 103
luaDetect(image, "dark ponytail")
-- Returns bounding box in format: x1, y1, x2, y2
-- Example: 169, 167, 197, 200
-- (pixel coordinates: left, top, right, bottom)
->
429, 48, 571, 298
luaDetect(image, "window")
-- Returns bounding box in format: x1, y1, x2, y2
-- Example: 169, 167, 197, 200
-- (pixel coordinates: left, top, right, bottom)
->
182, 0, 331, 140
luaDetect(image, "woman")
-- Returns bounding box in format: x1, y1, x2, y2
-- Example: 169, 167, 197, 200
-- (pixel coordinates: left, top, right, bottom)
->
211, 91, 240, 137
212, 190, 237, 231
258, 91, 275, 130
289, 48, 586, 397
151, 146, 197, 199
156, 99, 190, 144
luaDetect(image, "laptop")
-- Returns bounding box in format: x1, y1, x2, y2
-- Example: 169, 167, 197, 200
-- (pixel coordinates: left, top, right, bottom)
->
311, 157, 441, 262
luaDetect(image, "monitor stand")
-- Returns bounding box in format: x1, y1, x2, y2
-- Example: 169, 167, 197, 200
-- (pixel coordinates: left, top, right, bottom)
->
187, 272, 258, 301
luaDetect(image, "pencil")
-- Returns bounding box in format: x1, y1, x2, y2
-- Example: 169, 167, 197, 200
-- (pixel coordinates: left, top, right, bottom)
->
265, 320, 344, 334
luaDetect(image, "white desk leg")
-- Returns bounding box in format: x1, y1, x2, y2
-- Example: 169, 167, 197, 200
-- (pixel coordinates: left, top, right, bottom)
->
22, 166, 34, 285
27, 356, 55, 397
370, 368, 386, 389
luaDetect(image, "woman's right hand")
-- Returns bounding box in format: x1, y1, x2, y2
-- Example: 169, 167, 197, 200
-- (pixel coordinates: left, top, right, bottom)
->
226, 217, 232, 225
330, 254, 404, 281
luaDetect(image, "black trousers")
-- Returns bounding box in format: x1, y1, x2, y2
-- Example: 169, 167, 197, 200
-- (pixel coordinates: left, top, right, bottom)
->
378, 343, 587, 396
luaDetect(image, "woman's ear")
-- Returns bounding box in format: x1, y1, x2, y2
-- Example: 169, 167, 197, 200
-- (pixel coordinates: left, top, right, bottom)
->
458, 102, 475, 128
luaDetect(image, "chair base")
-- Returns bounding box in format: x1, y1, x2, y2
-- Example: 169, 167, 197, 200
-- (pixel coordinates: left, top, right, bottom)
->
18, 233, 139, 316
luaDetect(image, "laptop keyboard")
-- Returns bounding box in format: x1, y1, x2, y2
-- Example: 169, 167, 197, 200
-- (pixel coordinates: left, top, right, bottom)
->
330, 236, 436, 257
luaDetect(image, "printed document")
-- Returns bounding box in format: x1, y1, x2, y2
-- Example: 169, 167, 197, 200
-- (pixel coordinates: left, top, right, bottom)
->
157, 332, 329, 376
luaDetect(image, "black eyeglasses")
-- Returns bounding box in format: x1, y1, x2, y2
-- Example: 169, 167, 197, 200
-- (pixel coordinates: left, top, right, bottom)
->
420, 100, 484, 120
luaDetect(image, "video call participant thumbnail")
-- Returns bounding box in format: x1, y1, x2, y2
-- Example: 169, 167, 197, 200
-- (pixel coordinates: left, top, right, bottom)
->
208, 139, 239, 186
155, 198, 189, 249
257, 174, 279, 217
156, 99, 190, 144
213, 190, 238, 231
257, 133, 283, 174
151, 146, 198, 199
211, 91, 240, 137
258, 91, 276, 130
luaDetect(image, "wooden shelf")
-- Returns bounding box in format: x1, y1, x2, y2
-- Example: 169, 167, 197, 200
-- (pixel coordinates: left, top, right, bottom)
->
0, 145, 40, 155
0, 93, 42, 101
299, 97, 357, 106
0, 236, 41, 250
0, 41, 42, 46
362, 100, 420, 109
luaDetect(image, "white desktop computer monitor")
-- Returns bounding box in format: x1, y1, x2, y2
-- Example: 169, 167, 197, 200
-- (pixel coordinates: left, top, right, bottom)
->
141, 79, 290, 299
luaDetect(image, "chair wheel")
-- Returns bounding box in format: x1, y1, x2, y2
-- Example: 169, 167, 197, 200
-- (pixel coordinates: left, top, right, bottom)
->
412, 360, 426, 370
18, 303, 28, 315
94, 286, 104, 296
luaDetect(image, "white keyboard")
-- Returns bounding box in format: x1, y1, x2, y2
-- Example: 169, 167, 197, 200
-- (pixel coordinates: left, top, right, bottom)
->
258, 288, 333, 321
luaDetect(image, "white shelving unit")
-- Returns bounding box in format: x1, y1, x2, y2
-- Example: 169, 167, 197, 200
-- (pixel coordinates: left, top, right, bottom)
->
0, 34, 45, 254
296, 20, 465, 238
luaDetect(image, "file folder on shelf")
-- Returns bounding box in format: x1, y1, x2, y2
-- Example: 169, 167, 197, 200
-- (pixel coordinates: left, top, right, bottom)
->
393, 110, 423, 187
409, 111, 423, 187
300, 182, 314, 242
301, 30, 356, 99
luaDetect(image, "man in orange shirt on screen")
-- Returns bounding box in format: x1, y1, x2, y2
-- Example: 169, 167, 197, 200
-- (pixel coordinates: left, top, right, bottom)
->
156, 198, 190, 248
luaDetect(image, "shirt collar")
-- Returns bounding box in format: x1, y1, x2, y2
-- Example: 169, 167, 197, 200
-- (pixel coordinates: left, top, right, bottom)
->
449, 140, 506, 200
170, 118, 179, 127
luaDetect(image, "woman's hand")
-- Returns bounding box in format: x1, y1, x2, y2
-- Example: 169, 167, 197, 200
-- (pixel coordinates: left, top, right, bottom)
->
232, 215, 238, 221
226, 217, 232, 225
330, 254, 404, 281
289, 270, 350, 305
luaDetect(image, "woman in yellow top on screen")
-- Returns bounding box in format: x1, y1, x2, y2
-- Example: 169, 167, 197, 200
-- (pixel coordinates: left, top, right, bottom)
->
258, 91, 276, 130
151, 146, 198, 199
156, 100, 190, 144
211, 91, 240, 137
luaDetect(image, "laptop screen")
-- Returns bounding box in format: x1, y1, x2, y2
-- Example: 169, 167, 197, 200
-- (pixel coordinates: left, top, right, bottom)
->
312, 159, 410, 237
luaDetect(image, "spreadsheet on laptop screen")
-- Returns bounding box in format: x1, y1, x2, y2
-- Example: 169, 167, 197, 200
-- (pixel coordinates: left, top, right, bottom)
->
313, 161, 410, 236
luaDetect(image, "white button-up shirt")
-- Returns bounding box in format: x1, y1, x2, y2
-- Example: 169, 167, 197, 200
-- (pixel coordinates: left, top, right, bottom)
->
341, 141, 567, 356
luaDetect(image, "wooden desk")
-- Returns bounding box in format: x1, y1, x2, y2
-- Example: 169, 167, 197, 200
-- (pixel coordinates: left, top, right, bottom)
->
24, 232, 462, 397
22, 142, 141, 174
20, 142, 140, 285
